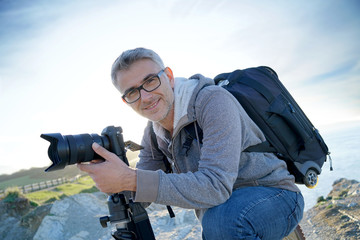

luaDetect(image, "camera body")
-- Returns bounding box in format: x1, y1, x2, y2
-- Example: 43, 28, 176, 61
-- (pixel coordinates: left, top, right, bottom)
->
41, 126, 128, 172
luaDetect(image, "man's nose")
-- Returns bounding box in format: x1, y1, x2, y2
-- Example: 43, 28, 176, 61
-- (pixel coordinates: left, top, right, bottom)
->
140, 89, 152, 100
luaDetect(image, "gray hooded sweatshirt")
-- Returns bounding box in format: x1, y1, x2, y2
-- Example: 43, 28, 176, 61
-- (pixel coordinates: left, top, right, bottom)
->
134, 74, 300, 220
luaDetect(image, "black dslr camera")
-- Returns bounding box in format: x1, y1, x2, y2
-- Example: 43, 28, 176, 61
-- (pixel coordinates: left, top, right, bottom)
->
40, 126, 139, 172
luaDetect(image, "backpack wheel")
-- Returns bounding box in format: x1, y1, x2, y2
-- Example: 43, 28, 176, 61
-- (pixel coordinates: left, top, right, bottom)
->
304, 169, 318, 189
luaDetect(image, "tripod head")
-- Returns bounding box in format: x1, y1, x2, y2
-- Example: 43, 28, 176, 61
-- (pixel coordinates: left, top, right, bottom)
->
100, 192, 155, 240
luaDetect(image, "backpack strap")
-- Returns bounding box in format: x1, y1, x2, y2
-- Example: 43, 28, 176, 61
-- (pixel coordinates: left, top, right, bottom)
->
184, 122, 203, 143
148, 122, 172, 174
183, 122, 203, 156
181, 113, 277, 157
244, 141, 277, 154
148, 122, 175, 218
184, 121, 278, 155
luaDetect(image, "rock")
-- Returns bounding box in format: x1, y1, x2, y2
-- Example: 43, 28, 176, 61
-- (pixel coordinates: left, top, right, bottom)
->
21, 204, 52, 232
33, 192, 201, 240
300, 178, 360, 240
146, 204, 201, 240
33, 192, 111, 240
0, 197, 39, 240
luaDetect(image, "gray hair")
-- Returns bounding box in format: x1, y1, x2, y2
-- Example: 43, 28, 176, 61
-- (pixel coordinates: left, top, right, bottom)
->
111, 47, 165, 85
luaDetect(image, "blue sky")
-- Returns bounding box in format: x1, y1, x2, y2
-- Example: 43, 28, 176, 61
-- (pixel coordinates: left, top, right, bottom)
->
0, 0, 359, 174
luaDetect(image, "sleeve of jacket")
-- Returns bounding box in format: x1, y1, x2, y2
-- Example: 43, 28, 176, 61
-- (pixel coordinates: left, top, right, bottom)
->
135, 86, 245, 209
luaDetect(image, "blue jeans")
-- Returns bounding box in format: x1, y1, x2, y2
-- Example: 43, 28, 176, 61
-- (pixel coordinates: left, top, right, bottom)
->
202, 187, 304, 240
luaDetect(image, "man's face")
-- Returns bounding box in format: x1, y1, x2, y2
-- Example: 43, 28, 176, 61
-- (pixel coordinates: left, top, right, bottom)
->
115, 59, 175, 125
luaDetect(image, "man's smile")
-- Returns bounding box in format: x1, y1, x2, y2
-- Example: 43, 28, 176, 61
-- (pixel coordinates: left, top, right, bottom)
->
143, 98, 160, 111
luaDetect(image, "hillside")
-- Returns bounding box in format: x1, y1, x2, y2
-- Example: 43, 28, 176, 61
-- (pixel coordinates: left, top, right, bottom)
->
0, 165, 84, 191
0, 165, 82, 182
300, 178, 360, 239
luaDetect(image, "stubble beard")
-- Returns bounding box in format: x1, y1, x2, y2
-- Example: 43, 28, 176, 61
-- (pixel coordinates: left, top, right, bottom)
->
154, 98, 174, 125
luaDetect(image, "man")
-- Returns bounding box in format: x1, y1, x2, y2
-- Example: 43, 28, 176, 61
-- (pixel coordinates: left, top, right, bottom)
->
78, 47, 304, 239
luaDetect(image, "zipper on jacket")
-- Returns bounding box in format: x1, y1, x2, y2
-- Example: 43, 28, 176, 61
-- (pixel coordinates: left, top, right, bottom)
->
170, 143, 181, 173
170, 133, 181, 173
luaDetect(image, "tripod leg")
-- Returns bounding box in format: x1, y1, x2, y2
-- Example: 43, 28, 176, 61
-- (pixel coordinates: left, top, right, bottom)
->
129, 201, 156, 240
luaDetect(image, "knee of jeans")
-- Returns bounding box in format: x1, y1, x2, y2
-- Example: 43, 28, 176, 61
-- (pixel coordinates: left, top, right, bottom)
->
202, 208, 232, 239
201, 210, 218, 238
202, 208, 257, 240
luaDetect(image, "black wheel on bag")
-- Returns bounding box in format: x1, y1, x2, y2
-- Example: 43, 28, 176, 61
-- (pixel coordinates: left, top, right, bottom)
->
304, 169, 319, 189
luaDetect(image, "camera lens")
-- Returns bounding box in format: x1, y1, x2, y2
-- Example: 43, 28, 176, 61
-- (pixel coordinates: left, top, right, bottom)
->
41, 133, 110, 172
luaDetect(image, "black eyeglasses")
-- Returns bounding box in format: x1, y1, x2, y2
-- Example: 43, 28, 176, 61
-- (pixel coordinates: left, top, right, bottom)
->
122, 69, 165, 104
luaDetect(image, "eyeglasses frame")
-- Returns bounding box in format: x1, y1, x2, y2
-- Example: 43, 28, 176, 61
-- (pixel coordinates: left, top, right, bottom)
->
121, 69, 166, 104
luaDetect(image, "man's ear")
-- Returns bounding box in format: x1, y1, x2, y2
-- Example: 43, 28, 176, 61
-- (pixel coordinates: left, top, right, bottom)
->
165, 67, 173, 80
165, 67, 174, 87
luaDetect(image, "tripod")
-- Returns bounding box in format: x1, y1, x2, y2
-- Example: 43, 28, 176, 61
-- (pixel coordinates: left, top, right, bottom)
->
96, 127, 156, 240
100, 192, 156, 240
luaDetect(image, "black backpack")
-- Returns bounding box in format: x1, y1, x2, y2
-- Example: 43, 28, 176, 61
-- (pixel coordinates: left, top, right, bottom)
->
185, 66, 332, 188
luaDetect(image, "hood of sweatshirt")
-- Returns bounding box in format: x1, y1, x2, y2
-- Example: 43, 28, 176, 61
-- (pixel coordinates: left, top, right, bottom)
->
153, 74, 214, 140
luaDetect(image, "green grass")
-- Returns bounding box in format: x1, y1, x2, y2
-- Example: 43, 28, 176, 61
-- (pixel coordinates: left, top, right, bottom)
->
25, 176, 98, 205
26, 190, 64, 205
54, 183, 91, 196
77, 176, 95, 185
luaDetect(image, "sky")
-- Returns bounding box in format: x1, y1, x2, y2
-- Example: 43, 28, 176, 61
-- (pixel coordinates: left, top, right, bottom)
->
0, 0, 359, 175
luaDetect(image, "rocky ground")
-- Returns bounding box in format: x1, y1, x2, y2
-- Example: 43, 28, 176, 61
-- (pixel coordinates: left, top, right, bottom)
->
0, 178, 359, 240
300, 178, 360, 240
0, 194, 52, 240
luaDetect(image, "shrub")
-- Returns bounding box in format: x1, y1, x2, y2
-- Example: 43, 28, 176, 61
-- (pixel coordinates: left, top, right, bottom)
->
59, 194, 68, 199
29, 201, 39, 207
3, 187, 25, 203
317, 196, 326, 203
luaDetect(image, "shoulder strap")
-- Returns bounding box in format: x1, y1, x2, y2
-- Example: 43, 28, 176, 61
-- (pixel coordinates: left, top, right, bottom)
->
148, 122, 175, 218
148, 122, 172, 174
182, 122, 203, 157
184, 122, 203, 143
244, 141, 277, 153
